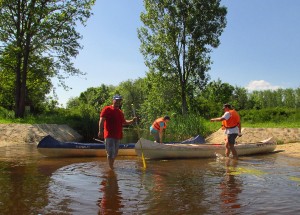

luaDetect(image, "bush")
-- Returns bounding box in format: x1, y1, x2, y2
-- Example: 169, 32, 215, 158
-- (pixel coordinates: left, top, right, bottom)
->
164, 113, 217, 141
0, 106, 14, 120
239, 108, 297, 123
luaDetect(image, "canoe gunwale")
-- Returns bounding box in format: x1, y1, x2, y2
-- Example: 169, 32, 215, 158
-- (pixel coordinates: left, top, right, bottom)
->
135, 137, 277, 160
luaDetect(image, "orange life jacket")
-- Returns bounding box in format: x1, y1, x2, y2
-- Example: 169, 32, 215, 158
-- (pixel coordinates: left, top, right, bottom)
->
222, 109, 240, 130
152, 117, 167, 131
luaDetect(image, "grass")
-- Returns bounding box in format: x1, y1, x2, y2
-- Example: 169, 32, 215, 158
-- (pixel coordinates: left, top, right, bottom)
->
1, 109, 299, 141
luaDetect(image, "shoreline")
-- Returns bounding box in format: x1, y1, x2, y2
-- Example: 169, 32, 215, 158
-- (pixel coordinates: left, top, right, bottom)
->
275, 142, 300, 158
0, 124, 299, 159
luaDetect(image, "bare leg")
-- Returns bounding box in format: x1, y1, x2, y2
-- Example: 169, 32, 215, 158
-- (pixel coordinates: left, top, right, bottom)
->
108, 157, 115, 170
230, 144, 238, 159
224, 136, 230, 157
225, 140, 230, 157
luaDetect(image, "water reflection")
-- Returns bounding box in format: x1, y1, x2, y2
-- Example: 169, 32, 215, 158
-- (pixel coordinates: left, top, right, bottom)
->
1, 143, 300, 214
0, 160, 51, 214
98, 170, 123, 215
143, 160, 210, 214
219, 159, 242, 213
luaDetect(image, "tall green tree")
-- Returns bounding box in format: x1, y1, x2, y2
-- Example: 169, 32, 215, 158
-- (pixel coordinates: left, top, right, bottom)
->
0, 0, 95, 117
138, 0, 227, 115
66, 84, 114, 111
140, 71, 181, 123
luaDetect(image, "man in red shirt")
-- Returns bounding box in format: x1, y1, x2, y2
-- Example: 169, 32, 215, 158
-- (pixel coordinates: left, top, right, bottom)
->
98, 94, 136, 169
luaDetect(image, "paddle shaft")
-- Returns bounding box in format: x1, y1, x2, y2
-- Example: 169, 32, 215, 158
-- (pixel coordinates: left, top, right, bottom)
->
93, 138, 105, 143
131, 104, 146, 169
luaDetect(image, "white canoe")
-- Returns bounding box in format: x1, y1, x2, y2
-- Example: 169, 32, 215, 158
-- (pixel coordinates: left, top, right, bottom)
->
135, 137, 277, 160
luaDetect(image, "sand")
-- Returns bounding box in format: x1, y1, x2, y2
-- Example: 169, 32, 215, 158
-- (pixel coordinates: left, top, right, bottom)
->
205, 127, 300, 159
0, 124, 82, 147
0, 124, 299, 158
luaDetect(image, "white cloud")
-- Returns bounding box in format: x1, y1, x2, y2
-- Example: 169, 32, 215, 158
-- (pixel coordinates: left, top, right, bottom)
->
245, 80, 281, 91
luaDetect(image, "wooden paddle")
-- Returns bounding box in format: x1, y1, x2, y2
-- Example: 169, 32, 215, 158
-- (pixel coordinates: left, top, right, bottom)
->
131, 104, 146, 169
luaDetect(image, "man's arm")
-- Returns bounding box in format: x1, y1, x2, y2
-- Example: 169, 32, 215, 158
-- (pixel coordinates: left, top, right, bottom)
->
210, 116, 225, 122
211, 112, 229, 122
98, 117, 106, 139
124, 117, 137, 125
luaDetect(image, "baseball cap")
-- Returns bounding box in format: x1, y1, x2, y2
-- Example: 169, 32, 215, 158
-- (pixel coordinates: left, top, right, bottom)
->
222, 103, 231, 109
113, 94, 123, 100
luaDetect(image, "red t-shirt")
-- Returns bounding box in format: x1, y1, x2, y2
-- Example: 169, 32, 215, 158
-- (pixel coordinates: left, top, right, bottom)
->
100, 106, 126, 139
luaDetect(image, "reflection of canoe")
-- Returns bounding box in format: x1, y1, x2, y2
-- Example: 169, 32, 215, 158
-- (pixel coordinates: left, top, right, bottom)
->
37, 135, 136, 157
135, 137, 277, 160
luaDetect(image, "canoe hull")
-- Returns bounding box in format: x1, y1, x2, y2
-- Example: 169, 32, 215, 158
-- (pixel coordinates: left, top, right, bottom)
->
135, 138, 277, 160
37, 135, 136, 157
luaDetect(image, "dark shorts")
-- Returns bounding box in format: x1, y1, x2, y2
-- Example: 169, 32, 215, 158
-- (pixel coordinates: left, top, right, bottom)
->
150, 130, 160, 142
105, 138, 120, 159
227, 133, 238, 145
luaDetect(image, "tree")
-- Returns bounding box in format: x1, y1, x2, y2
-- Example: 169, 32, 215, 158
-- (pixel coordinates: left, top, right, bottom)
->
231, 86, 249, 110
0, 0, 95, 117
66, 84, 114, 111
140, 71, 181, 123
138, 0, 227, 115
115, 79, 147, 118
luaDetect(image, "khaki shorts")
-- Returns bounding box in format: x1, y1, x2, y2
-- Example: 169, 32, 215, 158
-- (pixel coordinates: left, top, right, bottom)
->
105, 138, 120, 159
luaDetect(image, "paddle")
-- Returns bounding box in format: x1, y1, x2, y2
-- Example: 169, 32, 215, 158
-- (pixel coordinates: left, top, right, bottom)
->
93, 138, 105, 143
131, 104, 146, 169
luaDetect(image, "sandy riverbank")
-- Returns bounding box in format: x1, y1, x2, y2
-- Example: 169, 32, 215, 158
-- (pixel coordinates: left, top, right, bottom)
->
206, 127, 300, 158
0, 124, 82, 147
0, 124, 299, 158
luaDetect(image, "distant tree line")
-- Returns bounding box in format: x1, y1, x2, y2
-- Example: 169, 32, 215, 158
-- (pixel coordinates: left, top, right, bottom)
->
65, 77, 300, 126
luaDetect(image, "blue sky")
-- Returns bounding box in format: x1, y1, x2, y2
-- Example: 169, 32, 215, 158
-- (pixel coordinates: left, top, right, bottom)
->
53, 0, 300, 106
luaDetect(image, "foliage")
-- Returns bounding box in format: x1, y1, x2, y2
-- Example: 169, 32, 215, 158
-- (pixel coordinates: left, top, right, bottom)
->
165, 113, 214, 141
138, 0, 227, 114
67, 84, 115, 111
0, 0, 96, 117
139, 71, 181, 124
114, 78, 146, 119
239, 108, 300, 124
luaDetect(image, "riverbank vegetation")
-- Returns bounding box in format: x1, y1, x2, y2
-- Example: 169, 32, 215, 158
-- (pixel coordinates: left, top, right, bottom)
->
0, 1, 299, 142
0, 83, 299, 141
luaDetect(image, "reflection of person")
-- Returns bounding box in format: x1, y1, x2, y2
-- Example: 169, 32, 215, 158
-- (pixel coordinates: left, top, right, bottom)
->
98, 94, 136, 169
219, 159, 242, 211
210, 104, 241, 159
99, 171, 122, 214
149, 116, 171, 143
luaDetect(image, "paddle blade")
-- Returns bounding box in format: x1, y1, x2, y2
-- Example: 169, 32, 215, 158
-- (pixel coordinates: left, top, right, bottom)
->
142, 153, 147, 169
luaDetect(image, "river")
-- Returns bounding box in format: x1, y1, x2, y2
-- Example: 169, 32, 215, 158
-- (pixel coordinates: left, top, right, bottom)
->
0, 142, 300, 215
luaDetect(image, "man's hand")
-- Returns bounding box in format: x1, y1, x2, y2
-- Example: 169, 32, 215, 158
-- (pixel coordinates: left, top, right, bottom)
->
98, 130, 104, 140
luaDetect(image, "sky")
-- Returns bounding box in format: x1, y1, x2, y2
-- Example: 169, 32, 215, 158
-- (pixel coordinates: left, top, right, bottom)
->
53, 0, 300, 106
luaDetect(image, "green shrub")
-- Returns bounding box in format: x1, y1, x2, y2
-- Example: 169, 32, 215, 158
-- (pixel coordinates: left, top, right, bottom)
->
0, 106, 14, 119
164, 114, 218, 141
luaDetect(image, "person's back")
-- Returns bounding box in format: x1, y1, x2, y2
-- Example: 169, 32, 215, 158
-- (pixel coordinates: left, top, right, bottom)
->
149, 116, 170, 143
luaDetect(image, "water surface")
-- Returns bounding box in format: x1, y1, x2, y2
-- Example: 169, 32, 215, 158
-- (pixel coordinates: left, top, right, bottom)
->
0, 143, 300, 214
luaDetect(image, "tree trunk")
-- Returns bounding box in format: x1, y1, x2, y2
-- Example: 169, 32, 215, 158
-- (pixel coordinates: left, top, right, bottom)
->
15, 67, 22, 118
181, 81, 188, 115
